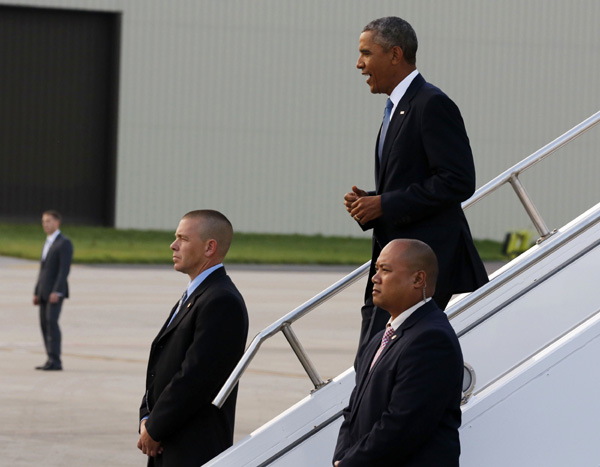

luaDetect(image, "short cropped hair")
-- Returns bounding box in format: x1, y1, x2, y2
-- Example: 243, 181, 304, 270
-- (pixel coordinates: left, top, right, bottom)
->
182, 210, 234, 258
363, 17, 418, 65
43, 210, 62, 222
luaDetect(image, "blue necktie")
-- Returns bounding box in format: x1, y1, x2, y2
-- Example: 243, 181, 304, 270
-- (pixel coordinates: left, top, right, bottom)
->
167, 289, 188, 327
378, 98, 394, 161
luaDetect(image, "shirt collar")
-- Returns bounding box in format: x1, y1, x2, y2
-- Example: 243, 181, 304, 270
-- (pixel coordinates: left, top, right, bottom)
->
388, 69, 419, 118
186, 263, 223, 297
46, 229, 61, 243
388, 297, 431, 332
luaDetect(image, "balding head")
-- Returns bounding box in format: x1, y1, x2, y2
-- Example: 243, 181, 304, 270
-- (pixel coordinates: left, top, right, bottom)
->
390, 239, 438, 289
372, 239, 438, 318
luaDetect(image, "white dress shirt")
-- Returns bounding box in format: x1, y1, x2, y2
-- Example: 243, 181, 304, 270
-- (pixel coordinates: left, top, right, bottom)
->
42, 229, 61, 261
166, 263, 223, 327
387, 297, 432, 332
388, 69, 420, 120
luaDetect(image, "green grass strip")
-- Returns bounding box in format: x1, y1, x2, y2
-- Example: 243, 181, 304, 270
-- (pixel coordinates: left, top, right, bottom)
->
0, 223, 507, 265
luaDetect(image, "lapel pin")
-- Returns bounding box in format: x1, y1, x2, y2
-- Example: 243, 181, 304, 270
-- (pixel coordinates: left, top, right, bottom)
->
187, 303, 192, 308
399, 111, 405, 115
391, 335, 397, 340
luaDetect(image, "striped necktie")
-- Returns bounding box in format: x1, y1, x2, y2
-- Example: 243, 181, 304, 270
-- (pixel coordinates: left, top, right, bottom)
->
370, 325, 395, 370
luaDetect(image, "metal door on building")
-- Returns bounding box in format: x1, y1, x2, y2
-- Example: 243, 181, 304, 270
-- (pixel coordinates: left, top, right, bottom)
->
0, 5, 120, 226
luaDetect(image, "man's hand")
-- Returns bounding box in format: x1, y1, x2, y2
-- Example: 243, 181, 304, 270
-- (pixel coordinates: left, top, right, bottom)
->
345, 185, 382, 225
137, 419, 163, 457
33, 295, 40, 306
344, 186, 382, 224
334, 461, 340, 466
344, 186, 368, 214
49, 293, 60, 304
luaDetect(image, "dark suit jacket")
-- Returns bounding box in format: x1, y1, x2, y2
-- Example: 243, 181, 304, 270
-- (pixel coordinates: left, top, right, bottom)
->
140, 267, 248, 467
362, 74, 488, 302
334, 300, 463, 467
34, 233, 73, 301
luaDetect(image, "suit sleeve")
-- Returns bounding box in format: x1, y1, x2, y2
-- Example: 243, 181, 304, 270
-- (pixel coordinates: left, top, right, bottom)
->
333, 375, 360, 463
338, 328, 462, 466
380, 93, 476, 226
139, 391, 150, 424
144, 292, 247, 441
52, 239, 73, 295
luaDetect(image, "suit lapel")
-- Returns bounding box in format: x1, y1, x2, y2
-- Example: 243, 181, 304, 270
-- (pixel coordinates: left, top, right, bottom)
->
153, 302, 180, 344
353, 327, 402, 407
42, 234, 62, 264
155, 267, 226, 342
349, 300, 437, 421
366, 302, 428, 373
376, 74, 426, 192
162, 294, 195, 335
156, 284, 204, 341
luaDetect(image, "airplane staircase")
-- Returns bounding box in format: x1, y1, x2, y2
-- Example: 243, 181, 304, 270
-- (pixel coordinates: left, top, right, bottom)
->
205, 110, 600, 466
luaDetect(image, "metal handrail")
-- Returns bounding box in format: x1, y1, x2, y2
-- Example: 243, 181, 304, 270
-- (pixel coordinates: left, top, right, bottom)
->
462, 110, 600, 238
213, 110, 600, 408
213, 261, 370, 407
447, 204, 600, 324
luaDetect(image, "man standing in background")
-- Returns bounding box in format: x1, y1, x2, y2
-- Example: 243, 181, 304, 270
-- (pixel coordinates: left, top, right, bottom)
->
344, 16, 488, 359
33, 210, 73, 371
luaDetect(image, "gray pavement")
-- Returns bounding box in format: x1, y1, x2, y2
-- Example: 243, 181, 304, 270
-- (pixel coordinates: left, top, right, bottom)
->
0, 257, 504, 466
0, 257, 365, 466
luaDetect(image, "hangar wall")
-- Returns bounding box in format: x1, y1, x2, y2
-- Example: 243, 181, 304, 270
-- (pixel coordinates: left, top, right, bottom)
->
5, 0, 600, 241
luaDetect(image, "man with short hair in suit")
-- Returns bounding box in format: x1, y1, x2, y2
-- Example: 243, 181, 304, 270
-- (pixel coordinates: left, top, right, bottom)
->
137, 209, 249, 467
333, 239, 463, 466
33, 209, 73, 371
344, 16, 488, 359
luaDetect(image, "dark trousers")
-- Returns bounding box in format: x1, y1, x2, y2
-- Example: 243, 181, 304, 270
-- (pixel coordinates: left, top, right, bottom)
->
39, 298, 63, 365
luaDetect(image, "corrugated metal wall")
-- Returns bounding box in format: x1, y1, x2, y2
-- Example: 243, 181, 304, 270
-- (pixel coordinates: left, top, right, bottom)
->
5, 0, 600, 240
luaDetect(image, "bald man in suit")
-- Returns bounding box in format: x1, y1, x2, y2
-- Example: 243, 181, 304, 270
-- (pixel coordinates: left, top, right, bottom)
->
333, 239, 463, 466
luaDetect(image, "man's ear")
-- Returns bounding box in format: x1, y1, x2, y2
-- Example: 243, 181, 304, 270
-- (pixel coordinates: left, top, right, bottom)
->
413, 270, 427, 288
205, 239, 218, 257
390, 45, 404, 64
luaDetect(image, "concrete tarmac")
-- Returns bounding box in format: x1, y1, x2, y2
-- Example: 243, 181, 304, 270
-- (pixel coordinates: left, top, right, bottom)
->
0, 257, 503, 466
0, 257, 366, 466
